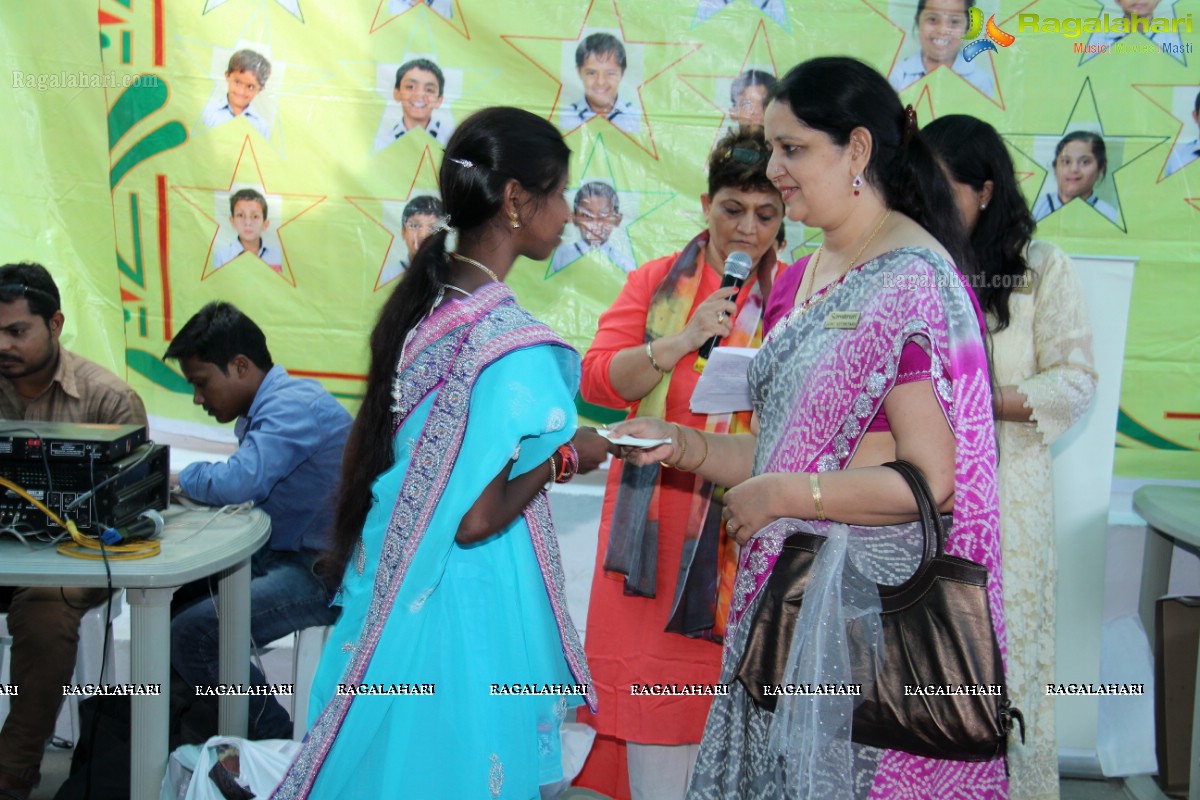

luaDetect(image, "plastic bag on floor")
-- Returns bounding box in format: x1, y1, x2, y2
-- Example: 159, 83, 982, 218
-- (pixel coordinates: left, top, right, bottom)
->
161, 736, 301, 800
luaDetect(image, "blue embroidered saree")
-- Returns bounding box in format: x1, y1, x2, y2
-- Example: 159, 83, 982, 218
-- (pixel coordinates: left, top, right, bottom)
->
273, 284, 595, 799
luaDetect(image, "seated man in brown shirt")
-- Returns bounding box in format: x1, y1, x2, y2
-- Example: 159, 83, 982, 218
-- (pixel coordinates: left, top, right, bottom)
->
0, 262, 147, 800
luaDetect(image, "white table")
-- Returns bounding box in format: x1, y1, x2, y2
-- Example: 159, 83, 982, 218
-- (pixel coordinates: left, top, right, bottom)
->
1128, 485, 1200, 800
0, 505, 270, 800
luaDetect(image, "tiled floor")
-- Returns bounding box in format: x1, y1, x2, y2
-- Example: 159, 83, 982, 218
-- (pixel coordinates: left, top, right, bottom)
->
29, 745, 1140, 799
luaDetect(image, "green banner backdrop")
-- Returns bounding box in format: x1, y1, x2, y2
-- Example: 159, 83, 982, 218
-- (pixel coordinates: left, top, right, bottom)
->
1, 0, 1196, 478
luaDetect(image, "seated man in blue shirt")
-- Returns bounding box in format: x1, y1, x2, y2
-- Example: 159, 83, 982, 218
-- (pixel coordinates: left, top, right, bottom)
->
163, 301, 351, 739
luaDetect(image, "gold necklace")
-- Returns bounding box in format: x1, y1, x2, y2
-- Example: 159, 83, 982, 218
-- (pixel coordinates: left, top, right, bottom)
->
796, 209, 893, 309
450, 252, 501, 283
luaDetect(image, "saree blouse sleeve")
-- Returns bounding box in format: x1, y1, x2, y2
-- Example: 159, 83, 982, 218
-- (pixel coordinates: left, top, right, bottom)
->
471, 342, 580, 479
1019, 240, 1098, 445
580, 254, 674, 410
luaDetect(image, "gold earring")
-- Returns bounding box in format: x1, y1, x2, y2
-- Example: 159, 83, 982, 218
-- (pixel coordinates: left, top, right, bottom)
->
509, 210, 521, 229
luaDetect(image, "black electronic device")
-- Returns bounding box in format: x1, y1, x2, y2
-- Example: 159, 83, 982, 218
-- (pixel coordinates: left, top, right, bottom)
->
0, 422, 148, 463
697, 251, 754, 362
0, 443, 170, 532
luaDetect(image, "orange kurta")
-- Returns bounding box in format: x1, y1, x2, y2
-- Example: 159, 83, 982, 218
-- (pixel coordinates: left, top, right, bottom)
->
574, 250, 780, 798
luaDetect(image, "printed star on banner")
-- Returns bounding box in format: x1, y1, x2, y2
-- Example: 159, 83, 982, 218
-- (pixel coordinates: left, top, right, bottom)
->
1077, 0, 1188, 65
1000, 146, 1045, 192
176, 5, 336, 158
345, 147, 444, 291
370, 0, 469, 39
543, 133, 674, 280
341, 22, 503, 158
171, 136, 325, 285
503, 0, 701, 159
203, 0, 305, 23
691, 0, 791, 32
1003, 78, 1165, 232
867, 0, 1006, 108
910, 85, 937, 127
913, 87, 1033, 186
678, 20, 780, 145
1132, 84, 1200, 181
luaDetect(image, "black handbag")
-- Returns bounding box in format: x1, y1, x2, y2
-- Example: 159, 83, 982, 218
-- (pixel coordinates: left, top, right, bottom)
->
732, 459, 1023, 761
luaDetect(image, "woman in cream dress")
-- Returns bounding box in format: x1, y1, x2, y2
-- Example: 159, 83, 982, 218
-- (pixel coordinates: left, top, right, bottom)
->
927, 114, 1098, 800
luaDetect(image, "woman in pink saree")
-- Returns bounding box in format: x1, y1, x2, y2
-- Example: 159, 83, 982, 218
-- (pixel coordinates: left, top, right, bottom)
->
613, 57, 1009, 799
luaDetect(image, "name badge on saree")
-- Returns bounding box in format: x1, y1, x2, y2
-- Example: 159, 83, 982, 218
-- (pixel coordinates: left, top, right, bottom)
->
824, 311, 860, 329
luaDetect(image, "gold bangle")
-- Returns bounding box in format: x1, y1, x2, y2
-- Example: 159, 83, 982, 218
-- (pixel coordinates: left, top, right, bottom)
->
667, 422, 687, 469
645, 341, 668, 375
687, 430, 710, 472
810, 472, 826, 521
548, 456, 557, 488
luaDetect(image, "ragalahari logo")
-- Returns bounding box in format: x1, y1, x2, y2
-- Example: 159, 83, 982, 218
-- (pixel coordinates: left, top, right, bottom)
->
961, 7, 1016, 61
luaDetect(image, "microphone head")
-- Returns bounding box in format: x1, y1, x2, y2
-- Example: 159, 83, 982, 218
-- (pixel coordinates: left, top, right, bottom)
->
723, 251, 753, 281
140, 508, 165, 537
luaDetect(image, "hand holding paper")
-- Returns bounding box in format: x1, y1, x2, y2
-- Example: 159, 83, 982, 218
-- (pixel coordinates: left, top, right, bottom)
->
606, 417, 676, 465
598, 429, 672, 449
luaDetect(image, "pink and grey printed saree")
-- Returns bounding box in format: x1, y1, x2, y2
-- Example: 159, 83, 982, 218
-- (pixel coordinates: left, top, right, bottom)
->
687, 246, 1008, 800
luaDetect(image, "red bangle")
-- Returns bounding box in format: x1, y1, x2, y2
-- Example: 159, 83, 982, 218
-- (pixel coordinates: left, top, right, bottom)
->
555, 442, 578, 483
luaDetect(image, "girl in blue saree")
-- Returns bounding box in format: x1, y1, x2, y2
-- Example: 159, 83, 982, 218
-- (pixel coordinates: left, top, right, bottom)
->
272, 107, 611, 799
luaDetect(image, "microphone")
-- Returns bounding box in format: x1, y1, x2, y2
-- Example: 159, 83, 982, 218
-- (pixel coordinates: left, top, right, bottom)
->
697, 251, 753, 363
100, 509, 164, 545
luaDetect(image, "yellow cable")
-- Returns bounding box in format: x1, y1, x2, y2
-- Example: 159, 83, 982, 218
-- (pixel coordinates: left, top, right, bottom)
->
0, 476, 160, 560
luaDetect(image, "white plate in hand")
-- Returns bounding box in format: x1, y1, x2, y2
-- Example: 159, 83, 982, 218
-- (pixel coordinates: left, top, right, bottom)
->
598, 430, 672, 448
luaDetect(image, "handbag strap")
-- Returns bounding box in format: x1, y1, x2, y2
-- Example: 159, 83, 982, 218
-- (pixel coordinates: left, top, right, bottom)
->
880, 460, 946, 562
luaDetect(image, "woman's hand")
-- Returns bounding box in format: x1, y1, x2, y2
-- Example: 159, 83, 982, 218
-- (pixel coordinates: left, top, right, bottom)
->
721, 473, 788, 545
992, 384, 1033, 423
572, 426, 614, 473
671, 286, 740, 353
607, 417, 677, 466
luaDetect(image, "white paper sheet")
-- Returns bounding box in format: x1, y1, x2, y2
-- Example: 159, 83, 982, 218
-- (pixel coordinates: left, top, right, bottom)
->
690, 346, 757, 414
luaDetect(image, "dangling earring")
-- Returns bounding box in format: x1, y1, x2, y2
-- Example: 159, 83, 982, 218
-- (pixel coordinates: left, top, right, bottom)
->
852, 174, 863, 197
509, 210, 521, 229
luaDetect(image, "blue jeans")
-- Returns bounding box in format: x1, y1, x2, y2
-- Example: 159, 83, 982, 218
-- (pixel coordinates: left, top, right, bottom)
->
171, 546, 338, 740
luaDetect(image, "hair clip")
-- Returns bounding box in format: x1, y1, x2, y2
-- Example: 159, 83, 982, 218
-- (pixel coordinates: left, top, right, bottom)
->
730, 146, 766, 165
448, 157, 474, 168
